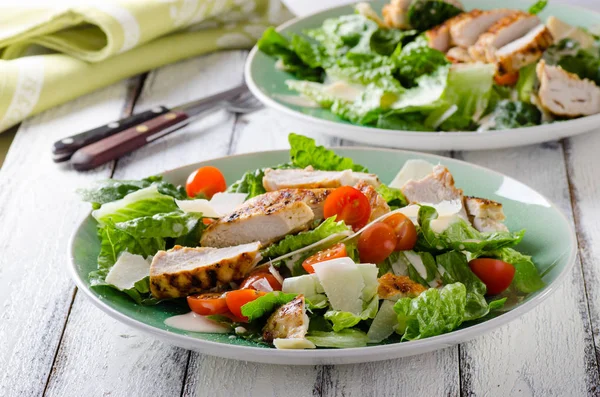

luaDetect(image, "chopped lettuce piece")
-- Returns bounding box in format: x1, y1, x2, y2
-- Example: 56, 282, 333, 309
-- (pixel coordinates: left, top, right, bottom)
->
306, 329, 369, 348
95, 225, 164, 272
240, 292, 299, 322
489, 100, 542, 130
227, 168, 267, 199
376, 184, 408, 209
113, 211, 202, 238
390, 65, 450, 112
407, 0, 463, 31
376, 112, 431, 131
393, 36, 450, 87
394, 283, 467, 340
515, 63, 537, 103
288, 133, 368, 172
369, 29, 418, 56
367, 300, 398, 343
418, 206, 525, 253
306, 14, 378, 56
262, 217, 351, 259
325, 296, 379, 332
528, 0, 548, 15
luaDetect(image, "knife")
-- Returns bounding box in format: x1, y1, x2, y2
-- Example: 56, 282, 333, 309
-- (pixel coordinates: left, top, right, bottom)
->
52, 84, 247, 163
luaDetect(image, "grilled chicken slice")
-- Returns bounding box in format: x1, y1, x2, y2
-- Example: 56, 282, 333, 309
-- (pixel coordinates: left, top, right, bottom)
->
449, 9, 514, 48
536, 60, 600, 117
382, 0, 411, 29
355, 2, 386, 27
546, 16, 595, 50
495, 24, 554, 74
427, 24, 451, 52
400, 165, 468, 220
377, 273, 426, 300
200, 189, 333, 248
469, 12, 540, 62
355, 180, 390, 221
464, 196, 508, 232
446, 46, 473, 63
149, 242, 261, 299
263, 295, 314, 349
262, 167, 381, 192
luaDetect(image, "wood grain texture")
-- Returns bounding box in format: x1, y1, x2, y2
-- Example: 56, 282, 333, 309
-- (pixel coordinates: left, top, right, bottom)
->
0, 82, 131, 397
43, 51, 248, 397
455, 143, 600, 397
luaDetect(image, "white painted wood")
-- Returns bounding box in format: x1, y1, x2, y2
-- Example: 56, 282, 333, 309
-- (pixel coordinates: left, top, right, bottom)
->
44, 51, 247, 397
456, 143, 599, 396
0, 83, 130, 397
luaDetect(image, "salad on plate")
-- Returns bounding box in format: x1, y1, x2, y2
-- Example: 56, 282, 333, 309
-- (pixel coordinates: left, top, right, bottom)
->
79, 133, 545, 349
256, 0, 600, 132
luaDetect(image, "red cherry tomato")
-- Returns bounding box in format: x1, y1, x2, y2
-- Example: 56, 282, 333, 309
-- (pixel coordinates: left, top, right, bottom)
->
382, 213, 418, 251
469, 258, 515, 295
225, 289, 266, 321
185, 166, 226, 199
358, 222, 397, 263
323, 187, 371, 231
187, 293, 229, 316
302, 243, 348, 274
240, 273, 282, 291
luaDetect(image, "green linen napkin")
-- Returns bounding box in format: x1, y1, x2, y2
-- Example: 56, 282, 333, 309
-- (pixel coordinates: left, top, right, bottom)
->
0, 0, 291, 132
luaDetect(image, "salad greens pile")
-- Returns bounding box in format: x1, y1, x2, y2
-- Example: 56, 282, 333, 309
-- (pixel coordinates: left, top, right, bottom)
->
80, 133, 546, 348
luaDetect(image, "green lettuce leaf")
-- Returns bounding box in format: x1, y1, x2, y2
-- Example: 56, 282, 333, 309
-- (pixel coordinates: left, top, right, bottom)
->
77, 176, 186, 209
95, 225, 164, 272
418, 205, 525, 253
544, 38, 600, 86
393, 36, 449, 87
326, 53, 402, 90
262, 217, 351, 259
376, 112, 431, 131
515, 63, 537, 103
113, 211, 202, 238
306, 14, 378, 56
394, 282, 467, 340
92, 185, 179, 225
288, 133, 368, 172
227, 168, 267, 199
389, 64, 450, 113
528, 0, 548, 15
480, 247, 545, 293
324, 296, 379, 332
407, 0, 463, 31
306, 329, 369, 348
369, 28, 418, 56
376, 184, 408, 209
240, 292, 299, 322
489, 100, 542, 130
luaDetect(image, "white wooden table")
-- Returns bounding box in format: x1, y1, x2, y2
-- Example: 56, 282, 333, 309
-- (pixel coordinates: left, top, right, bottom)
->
1, 47, 599, 396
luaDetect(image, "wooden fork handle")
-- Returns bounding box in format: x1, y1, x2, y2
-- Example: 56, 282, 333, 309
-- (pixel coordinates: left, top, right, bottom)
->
70, 111, 189, 171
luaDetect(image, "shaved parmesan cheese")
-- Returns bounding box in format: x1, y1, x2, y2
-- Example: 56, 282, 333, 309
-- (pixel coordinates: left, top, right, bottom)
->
251, 278, 273, 292
389, 159, 435, 189
430, 213, 461, 234
268, 264, 284, 285
105, 252, 150, 290
367, 300, 398, 343
273, 338, 316, 349
323, 81, 365, 102
282, 274, 319, 297
312, 258, 365, 314
357, 263, 379, 301
404, 251, 428, 280
396, 205, 420, 224
176, 192, 246, 217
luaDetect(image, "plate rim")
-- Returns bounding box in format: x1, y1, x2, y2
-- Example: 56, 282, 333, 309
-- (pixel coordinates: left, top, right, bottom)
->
68, 147, 578, 364
244, 1, 600, 147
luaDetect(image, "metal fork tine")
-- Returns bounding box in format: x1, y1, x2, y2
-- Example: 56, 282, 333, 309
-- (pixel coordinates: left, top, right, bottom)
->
225, 91, 263, 114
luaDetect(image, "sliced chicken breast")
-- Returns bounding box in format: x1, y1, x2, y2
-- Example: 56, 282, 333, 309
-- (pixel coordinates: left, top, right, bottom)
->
446, 46, 473, 63
469, 12, 540, 62
262, 167, 381, 191
400, 165, 468, 220
355, 180, 391, 221
536, 60, 600, 117
546, 16, 595, 50
495, 24, 554, 74
150, 242, 261, 299
382, 0, 410, 30
377, 273, 426, 300
449, 9, 514, 48
427, 24, 451, 52
200, 189, 333, 248
262, 295, 309, 342
464, 196, 508, 232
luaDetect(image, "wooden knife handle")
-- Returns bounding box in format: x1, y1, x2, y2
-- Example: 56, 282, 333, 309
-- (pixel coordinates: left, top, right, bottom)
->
52, 106, 170, 162
70, 111, 189, 171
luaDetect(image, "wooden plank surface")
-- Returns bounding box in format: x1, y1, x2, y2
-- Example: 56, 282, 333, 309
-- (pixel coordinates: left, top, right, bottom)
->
0, 81, 134, 397
455, 143, 600, 396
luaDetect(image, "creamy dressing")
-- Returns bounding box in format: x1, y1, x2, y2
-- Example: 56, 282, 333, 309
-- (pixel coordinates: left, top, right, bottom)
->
164, 312, 229, 333
323, 81, 365, 102
273, 94, 320, 108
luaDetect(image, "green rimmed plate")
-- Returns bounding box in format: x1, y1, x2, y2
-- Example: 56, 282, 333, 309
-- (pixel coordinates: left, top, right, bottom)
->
245, 0, 600, 151
68, 147, 576, 364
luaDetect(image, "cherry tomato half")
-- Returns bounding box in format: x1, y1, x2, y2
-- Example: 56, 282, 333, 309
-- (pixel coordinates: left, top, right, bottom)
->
302, 243, 348, 274
358, 222, 397, 264
185, 166, 226, 199
187, 293, 229, 316
225, 289, 266, 321
240, 273, 282, 291
323, 187, 371, 231
469, 258, 515, 295
382, 213, 418, 251
494, 71, 519, 86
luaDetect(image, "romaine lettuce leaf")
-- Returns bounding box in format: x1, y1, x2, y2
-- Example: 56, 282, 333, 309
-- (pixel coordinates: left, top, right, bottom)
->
227, 168, 267, 199
95, 225, 164, 272
77, 176, 186, 209
389, 65, 450, 113
288, 133, 368, 172
92, 185, 179, 225
113, 211, 202, 238
489, 100, 542, 130
369, 28, 418, 56
376, 112, 431, 131
529, 0, 548, 14
407, 0, 463, 31
326, 53, 402, 91
324, 296, 379, 332
515, 63, 537, 103
376, 184, 408, 209
306, 329, 369, 348
306, 14, 378, 56
394, 282, 467, 340
418, 205, 525, 253
241, 291, 299, 322
262, 217, 351, 259
393, 36, 449, 87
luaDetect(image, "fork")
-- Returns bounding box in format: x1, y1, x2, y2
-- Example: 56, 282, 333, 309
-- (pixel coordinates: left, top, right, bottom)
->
70, 90, 263, 171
